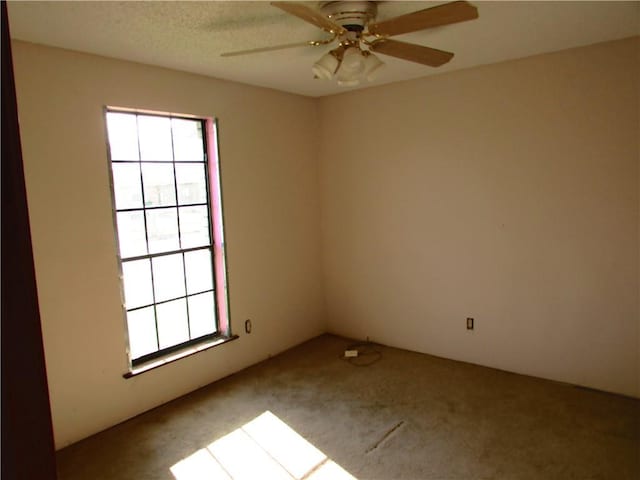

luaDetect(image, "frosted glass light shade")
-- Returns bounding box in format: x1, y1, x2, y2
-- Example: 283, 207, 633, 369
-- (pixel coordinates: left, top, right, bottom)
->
312, 53, 339, 80
364, 53, 385, 82
340, 47, 365, 75
336, 75, 360, 87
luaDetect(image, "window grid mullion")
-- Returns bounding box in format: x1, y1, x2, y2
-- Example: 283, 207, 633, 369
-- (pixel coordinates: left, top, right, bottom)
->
115, 201, 208, 214
168, 119, 193, 340
112, 159, 205, 165
121, 245, 213, 263
126, 288, 215, 314
134, 113, 161, 352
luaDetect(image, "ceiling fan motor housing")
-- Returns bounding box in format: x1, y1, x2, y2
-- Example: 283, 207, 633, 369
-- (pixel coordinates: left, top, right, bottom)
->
320, 1, 377, 32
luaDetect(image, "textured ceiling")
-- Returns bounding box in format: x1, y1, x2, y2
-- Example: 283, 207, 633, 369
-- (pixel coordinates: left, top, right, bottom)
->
7, 1, 640, 97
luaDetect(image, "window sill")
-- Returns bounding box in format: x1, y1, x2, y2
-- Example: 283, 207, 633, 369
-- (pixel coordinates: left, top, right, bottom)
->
123, 334, 239, 378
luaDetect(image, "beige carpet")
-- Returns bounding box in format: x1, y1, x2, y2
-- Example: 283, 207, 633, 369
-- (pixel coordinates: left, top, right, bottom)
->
57, 334, 639, 479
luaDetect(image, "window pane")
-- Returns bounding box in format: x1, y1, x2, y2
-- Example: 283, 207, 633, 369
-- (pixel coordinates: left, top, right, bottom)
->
175, 164, 207, 205
179, 206, 210, 248
126, 307, 158, 359
156, 298, 189, 349
172, 118, 204, 161
142, 163, 176, 207
147, 208, 179, 254
116, 211, 147, 258
112, 163, 143, 210
184, 249, 213, 294
188, 292, 216, 338
106, 109, 227, 365
152, 253, 185, 302
106, 112, 139, 161
122, 259, 154, 309
138, 115, 173, 161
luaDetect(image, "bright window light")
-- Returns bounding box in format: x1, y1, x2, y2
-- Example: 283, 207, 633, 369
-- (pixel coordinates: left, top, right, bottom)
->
105, 109, 231, 369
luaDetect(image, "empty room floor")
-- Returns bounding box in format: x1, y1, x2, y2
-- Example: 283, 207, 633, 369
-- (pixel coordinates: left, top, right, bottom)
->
56, 334, 639, 480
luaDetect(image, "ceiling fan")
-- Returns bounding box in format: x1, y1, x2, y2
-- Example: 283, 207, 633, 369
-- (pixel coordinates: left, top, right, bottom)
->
221, 1, 479, 86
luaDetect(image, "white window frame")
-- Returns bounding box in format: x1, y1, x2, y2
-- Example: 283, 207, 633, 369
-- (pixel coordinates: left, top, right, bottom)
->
104, 107, 234, 376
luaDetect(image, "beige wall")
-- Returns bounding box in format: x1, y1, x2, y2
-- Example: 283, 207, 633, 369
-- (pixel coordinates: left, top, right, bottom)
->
12, 36, 639, 449
12, 41, 325, 448
319, 37, 639, 397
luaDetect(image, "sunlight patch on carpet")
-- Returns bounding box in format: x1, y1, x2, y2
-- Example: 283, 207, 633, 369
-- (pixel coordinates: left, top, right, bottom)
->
170, 411, 357, 480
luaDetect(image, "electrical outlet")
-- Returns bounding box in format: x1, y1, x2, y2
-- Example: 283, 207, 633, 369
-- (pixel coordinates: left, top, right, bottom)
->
466, 317, 474, 330
245, 319, 252, 334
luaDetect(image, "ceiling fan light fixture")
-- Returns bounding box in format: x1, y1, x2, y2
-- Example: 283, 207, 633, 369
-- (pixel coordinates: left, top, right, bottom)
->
336, 75, 360, 87
223, 1, 480, 91
363, 51, 385, 82
338, 46, 366, 75
312, 52, 339, 80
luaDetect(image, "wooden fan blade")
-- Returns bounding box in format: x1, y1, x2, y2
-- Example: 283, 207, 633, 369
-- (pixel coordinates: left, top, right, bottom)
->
221, 41, 317, 57
368, 1, 478, 37
369, 39, 454, 67
271, 1, 345, 35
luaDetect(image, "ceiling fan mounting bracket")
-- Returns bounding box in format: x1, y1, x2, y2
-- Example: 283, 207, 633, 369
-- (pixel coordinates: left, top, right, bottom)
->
319, 1, 377, 32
